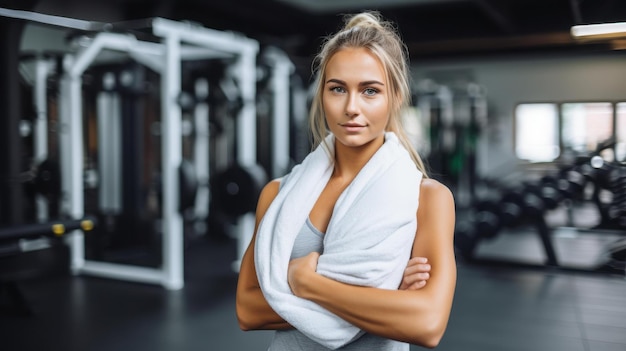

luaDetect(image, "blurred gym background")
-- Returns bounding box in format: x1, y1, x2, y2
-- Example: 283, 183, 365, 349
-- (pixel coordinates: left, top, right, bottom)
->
0, 0, 625, 350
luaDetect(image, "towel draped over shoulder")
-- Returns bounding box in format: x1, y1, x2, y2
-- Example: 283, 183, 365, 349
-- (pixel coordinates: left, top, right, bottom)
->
255, 132, 422, 350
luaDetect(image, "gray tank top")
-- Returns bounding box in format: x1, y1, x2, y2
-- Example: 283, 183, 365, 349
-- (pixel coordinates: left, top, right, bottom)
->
267, 217, 409, 351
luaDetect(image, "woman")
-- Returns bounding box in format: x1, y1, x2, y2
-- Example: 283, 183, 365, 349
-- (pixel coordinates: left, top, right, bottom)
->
236, 11, 456, 350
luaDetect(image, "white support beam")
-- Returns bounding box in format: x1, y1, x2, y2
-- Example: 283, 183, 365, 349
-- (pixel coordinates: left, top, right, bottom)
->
81, 261, 166, 285
263, 47, 295, 178
59, 55, 86, 272
33, 57, 55, 222
152, 18, 259, 55
160, 31, 185, 290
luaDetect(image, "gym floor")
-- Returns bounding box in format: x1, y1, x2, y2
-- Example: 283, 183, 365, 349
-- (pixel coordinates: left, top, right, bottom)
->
1, 230, 625, 351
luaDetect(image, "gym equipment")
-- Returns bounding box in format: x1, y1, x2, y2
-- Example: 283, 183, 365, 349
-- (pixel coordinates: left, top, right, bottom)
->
0, 13, 81, 314
205, 47, 292, 221
472, 198, 502, 239
289, 74, 310, 164
416, 82, 453, 182
456, 182, 562, 269
10, 9, 259, 289
456, 151, 626, 275
187, 76, 211, 229
19, 52, 63, 222
209, 163, 265, 217
0, 216, 96, 242
415, 80, 487, 207
22, 157, 62, 220
462, 181, 558, 265
573, 144, 626, 229
178, 159, 198, 213
259, 46, 295, 179
31, 158, 62, 199
531, 177, 564, 210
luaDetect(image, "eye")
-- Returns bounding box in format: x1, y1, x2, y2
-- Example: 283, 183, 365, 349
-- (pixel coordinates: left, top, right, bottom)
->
329, 86, 346, 93
363, 87, 379, 96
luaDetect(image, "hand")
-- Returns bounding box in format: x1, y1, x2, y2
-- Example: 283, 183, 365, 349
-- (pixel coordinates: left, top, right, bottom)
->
288, 252, 321, 297
399, 257, 431, 290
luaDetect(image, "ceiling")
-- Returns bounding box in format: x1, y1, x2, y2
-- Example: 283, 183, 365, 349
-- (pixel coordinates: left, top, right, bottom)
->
154, 0, 626, 62
14, 0, 626, 74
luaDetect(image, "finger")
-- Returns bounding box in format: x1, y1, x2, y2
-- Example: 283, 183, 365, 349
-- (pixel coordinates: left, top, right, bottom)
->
418, 263, 431, 272
407, 280, 427, 291
404, 263, 431, 275
408, 257, 428, 265
408, 272, 430, 284
414, 272, 430, 280
400, 274, 419, 289
402, 272, 430, 288
399, 278, 413, 290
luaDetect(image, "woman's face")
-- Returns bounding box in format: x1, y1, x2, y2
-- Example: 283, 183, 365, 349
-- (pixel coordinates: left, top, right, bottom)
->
323, 47, 390, 149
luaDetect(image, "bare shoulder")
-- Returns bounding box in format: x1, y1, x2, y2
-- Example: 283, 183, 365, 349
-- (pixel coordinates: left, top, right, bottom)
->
419, 178, 454, 202
417, 178, 455, 218
255, 179, 282, 221
260, 178, 281, 200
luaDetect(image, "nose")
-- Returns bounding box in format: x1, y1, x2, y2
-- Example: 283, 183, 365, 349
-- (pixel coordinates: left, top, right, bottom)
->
344, 92, 359, 118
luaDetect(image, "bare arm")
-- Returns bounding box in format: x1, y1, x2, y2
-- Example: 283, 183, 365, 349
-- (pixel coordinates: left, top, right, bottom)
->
235, 179, 292, 331
288, 179, 457, 348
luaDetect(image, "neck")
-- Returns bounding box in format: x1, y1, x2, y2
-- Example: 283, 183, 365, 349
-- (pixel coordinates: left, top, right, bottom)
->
332, 134, 385, 179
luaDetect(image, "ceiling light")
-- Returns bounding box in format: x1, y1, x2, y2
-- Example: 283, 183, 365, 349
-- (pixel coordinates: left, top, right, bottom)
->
571, 22, 626, 39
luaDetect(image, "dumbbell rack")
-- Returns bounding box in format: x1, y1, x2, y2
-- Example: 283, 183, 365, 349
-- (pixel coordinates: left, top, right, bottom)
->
456, 160, 626, 276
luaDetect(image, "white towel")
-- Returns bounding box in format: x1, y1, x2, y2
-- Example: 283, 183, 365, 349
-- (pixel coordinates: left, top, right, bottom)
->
255, 132, 422, 350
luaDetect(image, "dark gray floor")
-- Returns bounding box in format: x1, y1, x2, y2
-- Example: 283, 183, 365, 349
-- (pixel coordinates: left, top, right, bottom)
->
1, 232, 625, 351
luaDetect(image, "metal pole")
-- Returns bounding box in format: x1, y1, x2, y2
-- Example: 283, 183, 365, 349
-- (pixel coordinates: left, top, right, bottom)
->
59, 54, 86, 272
232, 46, 258, 271
161, 32, 184, 290
33, 57, 54, 222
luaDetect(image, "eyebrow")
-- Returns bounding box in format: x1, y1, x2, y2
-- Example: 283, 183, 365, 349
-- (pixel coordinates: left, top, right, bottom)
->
325, 78, 385, 86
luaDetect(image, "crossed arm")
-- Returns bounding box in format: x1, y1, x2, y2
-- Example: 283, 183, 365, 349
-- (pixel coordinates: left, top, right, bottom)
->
235, 178, 457, 348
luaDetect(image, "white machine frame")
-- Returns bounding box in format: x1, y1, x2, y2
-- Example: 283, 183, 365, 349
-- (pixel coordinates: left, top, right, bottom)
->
58, 18, 258, 289
261, 46, 295, 179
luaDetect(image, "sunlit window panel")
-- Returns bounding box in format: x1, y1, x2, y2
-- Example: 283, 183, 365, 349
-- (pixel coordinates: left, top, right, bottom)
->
515, 103, 559, 162
616, 103, 626, 162
562, 102, 613, 154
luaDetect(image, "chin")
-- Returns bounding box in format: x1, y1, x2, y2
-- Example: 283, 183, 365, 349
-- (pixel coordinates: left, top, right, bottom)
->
336, 134, 379, 148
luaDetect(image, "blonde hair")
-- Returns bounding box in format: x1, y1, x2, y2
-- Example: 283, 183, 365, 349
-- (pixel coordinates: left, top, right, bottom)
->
308, 11, 428, 177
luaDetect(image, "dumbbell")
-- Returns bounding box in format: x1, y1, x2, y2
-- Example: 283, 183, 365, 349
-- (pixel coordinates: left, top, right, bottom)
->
498, 188, 525, 227
556, 167, 587, 199
473, 199, 502, 239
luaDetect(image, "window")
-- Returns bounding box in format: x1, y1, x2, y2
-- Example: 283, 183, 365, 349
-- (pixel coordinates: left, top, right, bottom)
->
561, 102, 613, 154
515, 101, 623, 163
514, 103, 559, 162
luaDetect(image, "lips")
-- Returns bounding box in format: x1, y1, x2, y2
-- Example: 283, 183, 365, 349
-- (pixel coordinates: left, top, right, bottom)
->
338, 122, 367, 133
338, 122, 367, 127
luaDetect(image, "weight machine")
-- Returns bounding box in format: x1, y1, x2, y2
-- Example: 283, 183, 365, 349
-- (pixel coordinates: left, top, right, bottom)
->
3, 8, 260, 289
260, 46, 295, 179
61, 19, 258, 289
415, 79, 487, 207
